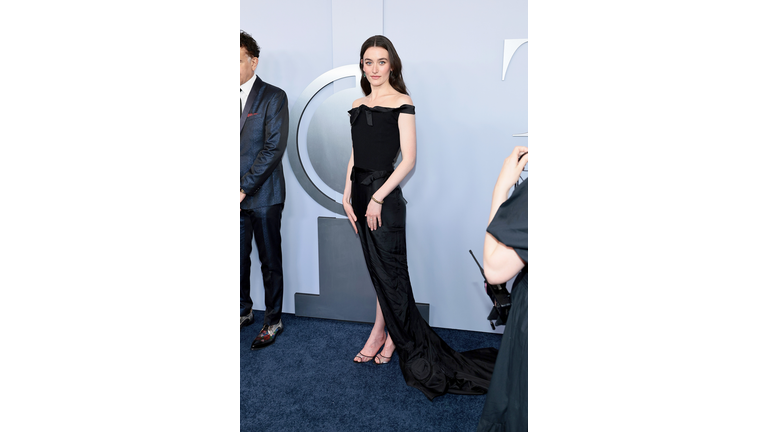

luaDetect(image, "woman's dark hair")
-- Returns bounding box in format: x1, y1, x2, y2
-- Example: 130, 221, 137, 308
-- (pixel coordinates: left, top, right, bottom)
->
359, 35, 408, 96
240, 30, 260, 58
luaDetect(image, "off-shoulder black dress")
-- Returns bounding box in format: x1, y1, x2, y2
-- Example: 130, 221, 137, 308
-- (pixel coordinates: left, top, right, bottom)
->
349, 103, 498, 401
477, 178, 528, 431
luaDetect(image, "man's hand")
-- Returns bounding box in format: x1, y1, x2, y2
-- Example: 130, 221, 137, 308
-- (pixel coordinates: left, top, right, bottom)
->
240, 191, 246, 202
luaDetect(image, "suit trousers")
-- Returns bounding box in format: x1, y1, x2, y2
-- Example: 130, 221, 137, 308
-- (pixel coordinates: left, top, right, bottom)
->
240, 203, 284, 326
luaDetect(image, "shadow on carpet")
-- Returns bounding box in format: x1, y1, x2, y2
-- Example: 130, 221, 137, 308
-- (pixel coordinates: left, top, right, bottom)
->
241, 312, 502, 432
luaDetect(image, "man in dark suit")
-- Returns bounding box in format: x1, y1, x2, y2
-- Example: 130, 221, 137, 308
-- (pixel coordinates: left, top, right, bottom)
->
240, 30, 289, 350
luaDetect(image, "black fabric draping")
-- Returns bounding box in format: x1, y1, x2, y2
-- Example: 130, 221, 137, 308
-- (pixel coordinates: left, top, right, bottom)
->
348, 103, 498, 400
351, 167, 498, 400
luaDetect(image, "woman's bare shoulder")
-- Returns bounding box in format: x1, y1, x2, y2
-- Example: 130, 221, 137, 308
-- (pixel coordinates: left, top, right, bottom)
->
352, 97, 367, 108
396, 94, 414, 106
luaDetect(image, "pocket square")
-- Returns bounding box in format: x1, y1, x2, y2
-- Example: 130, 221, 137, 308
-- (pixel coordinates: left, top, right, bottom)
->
247, 112, 259, 117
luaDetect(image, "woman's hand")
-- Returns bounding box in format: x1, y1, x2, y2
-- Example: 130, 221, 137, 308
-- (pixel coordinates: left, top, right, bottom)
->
365, 198, 382, 231
342, 193, 358, 234
494, 146, 528, 195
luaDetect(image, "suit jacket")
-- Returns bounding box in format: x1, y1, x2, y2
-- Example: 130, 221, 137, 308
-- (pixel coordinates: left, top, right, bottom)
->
240, 76, 289, 210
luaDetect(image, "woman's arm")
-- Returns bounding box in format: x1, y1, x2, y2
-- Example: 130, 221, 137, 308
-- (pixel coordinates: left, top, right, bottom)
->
484, 239, 525, 285
372, 112, 416, 201
342, 149, 357, 234
483, 146, 528, 284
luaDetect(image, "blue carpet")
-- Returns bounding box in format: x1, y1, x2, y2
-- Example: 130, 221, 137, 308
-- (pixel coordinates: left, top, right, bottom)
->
241, 312, 502, 432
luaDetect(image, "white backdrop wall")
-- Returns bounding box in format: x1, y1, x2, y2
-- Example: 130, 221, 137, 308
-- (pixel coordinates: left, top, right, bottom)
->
241, 0, 527, 333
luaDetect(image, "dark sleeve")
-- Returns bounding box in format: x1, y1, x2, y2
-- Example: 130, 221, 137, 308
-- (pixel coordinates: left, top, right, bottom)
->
397, 104, 415, 115
486, 178, 528, 263
240, 89, 289, 194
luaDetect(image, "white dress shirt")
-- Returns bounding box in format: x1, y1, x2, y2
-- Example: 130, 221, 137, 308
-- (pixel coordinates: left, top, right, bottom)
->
240, 74, 257, 115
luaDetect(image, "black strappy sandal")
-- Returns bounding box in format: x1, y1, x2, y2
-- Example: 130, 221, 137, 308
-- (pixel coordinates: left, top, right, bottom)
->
354, 352, 375, 363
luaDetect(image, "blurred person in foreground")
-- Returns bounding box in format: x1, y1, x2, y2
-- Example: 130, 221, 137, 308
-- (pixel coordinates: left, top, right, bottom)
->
478, 146, 528, 432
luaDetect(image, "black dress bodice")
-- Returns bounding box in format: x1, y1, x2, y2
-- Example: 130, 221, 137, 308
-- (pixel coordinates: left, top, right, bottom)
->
348, 104, 415, 171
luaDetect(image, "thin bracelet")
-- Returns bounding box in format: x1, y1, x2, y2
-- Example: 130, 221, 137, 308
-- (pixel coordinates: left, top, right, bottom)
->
371, 196, 383, 205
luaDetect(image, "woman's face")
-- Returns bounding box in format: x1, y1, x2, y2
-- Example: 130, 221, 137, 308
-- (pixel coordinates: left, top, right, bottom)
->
361, 46, 391, 88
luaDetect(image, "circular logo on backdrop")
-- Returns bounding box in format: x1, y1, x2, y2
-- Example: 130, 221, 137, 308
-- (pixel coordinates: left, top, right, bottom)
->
286, 65, 363, 215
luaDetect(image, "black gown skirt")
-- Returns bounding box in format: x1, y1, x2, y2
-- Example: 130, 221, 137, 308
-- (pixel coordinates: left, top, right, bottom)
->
351, 166, 499, 401
477, 178, 528, 432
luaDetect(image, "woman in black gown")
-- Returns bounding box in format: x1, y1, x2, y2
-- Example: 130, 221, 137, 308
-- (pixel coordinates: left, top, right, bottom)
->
477, 146, 529, 431
341, 35, 498, 401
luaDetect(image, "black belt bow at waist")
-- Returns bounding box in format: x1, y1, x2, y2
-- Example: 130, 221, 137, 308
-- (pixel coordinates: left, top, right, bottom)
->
350, 167, 393, 185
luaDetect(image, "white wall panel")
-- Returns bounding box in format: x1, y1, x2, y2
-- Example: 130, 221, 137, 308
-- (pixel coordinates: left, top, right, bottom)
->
241, 0, 527, 333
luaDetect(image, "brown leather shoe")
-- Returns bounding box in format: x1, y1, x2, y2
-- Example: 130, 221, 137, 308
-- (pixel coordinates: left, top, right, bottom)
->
250, 320, 283, 350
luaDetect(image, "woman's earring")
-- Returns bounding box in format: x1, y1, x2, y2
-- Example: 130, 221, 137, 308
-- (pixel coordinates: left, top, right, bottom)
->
363, 72, 366, 78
